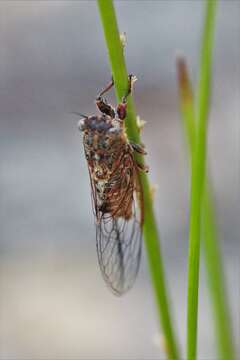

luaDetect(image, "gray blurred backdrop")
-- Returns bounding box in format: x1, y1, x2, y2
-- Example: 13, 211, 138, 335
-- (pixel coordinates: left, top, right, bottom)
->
0, 1, 239, 359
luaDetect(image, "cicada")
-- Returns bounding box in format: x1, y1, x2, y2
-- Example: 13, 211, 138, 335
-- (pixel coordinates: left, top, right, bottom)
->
77, 75, 148, 295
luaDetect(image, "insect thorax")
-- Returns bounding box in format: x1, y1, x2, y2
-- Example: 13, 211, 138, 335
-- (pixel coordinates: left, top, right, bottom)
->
83, 117, 128, 173
83, 118, 133, 217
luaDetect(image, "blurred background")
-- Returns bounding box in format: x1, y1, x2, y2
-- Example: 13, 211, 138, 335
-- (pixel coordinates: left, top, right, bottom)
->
0, 1, 239, 359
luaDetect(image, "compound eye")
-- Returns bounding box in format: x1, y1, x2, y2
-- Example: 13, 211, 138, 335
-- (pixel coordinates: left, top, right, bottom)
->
78, 119, 86, 131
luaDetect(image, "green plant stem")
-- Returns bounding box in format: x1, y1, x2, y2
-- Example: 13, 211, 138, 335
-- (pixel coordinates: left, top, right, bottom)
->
97, 0, 179, 358
202, 187, 235, 360
177, 55, 235, 360
186, 1, 218, 359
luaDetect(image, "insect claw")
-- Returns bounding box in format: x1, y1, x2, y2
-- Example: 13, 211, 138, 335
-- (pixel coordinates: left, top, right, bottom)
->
130, 142, 147, 155
121, 74, 137, 103
144, 165, 149, 173
136, 162, 149, 173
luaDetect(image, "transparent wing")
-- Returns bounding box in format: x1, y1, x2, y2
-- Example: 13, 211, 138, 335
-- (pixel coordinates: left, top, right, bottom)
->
86, 152, 143, 295
96, 191, 142, 295
96, 155, 142, 295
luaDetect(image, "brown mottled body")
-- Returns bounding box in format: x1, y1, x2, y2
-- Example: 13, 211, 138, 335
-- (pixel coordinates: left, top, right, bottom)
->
77, 76, 148, 295
83, 115, 136, 221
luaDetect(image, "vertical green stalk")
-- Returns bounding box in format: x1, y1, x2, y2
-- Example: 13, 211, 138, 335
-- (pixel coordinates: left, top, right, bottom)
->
97, 0, 179, 358
202, 189, 235, 360
177, 54, 235, 360
186, 1, 218, 359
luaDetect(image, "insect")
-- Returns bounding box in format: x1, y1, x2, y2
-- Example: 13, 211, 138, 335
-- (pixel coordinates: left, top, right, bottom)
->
77, 75, 148, 295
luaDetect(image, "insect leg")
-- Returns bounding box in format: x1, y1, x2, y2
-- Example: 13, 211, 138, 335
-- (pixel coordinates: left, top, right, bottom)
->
96, 77, 115, 118
117, 102, 127, 120
122, 74, 137, 103
130, 142, 147, 155
136, 162, 149, 173
117, 74, 137, 120
98, 77, 114, 98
